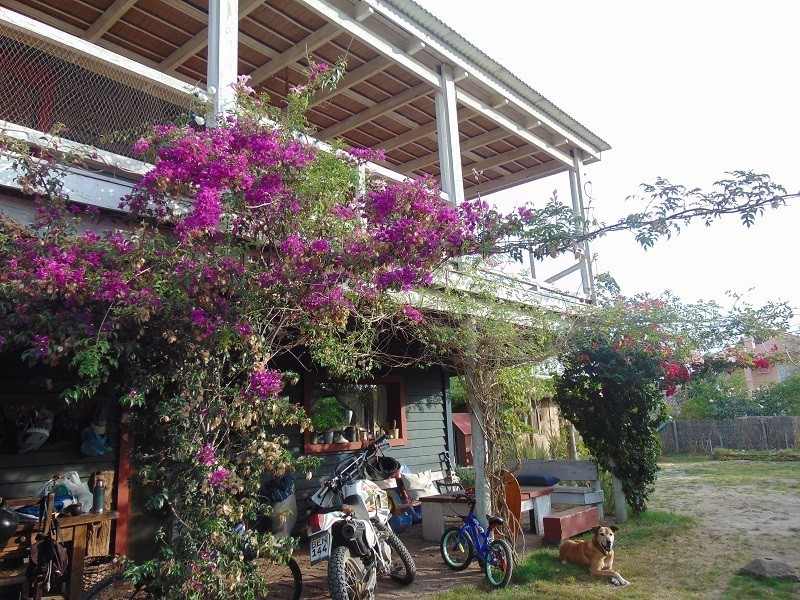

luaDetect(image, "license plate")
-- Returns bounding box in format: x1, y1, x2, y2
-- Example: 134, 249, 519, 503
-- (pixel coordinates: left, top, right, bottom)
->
310, 532, 332, 565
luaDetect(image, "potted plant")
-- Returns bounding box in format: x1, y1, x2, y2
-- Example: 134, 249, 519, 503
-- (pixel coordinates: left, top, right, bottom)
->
311, 396, 349, 443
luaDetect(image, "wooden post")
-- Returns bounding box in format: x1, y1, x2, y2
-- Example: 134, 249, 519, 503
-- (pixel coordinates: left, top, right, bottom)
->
113, 421, 133, 556
568, 424, 578, 460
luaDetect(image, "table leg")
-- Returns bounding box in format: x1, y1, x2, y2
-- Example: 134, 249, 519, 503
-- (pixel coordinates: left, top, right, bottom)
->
68, 523, 88, 600
421, 503, 445, 542
529, 494, 551, 535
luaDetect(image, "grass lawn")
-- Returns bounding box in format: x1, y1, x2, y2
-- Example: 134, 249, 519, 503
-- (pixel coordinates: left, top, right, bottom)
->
431, 456, 800, 600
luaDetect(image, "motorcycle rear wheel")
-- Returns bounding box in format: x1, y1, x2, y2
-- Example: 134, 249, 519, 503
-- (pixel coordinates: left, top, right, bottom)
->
328, 546, 375, 600
386, 530, 416, 584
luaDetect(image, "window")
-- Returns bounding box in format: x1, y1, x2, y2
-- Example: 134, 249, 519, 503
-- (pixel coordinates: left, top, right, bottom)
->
304, 375, 406, 453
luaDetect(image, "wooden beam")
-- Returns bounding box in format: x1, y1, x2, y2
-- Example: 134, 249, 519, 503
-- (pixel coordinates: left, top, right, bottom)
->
247, 22, 340, 86
318, 82, 431, 140
400, 128, 509, 173
160, 0, 264, 72
309, 55, 390, 107
159, 0, 207, 22
465, 144, 536, 174
296, 0, 440, 88
85, 0, 137, 41
466, 161, 566, 198
456, 89, 574, 168
349, 3, 374, 22
370, 108, 475, 153
405, 38, 426, 55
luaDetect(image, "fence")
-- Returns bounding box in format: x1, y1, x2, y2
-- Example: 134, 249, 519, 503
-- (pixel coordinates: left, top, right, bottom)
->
659, 416, 800, 455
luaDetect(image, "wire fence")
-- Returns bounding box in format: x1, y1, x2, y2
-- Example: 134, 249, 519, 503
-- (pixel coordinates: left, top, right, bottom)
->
0, 24, 192, 158
659, 416, 800, 455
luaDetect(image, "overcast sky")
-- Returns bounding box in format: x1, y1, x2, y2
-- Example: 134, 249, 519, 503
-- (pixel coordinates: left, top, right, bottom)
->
414, 0, 800, 328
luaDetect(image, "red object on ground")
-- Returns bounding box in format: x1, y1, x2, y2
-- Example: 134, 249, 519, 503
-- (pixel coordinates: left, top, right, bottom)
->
543, 506, 600, 542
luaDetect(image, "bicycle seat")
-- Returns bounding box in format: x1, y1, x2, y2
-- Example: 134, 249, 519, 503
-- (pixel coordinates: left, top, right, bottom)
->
487, 515, 506, 528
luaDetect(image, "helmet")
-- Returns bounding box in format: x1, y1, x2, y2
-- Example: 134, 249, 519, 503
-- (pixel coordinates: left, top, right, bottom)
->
17, 409, 54, 453
0, 500, 20, 546
365, 455, 401, 480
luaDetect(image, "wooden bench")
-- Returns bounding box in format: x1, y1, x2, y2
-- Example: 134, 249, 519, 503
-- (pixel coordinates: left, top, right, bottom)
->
543, 506, 600, 542
509, 459, 606, 519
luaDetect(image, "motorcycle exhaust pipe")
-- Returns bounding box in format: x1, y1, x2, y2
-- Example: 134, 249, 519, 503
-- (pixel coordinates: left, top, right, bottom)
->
341, 520, 366, 541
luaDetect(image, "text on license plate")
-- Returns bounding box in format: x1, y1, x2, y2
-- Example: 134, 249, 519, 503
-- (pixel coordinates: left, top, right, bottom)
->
310, 532, 331, 565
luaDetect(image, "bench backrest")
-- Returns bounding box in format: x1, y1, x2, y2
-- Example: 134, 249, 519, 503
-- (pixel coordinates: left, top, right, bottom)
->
512, 459, 600, 483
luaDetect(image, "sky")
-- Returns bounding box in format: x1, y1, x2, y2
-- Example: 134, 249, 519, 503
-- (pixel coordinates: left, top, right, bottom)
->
414, 0, 800, 328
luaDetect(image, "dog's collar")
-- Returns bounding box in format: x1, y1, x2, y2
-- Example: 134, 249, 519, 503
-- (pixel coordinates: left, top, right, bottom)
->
593, 538, 611, 556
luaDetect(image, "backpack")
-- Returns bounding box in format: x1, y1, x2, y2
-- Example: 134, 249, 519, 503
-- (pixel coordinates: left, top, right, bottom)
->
27, 514, 69, 592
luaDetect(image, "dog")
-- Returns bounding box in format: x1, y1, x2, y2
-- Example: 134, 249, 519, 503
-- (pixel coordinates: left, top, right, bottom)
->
558, 525, 629, 586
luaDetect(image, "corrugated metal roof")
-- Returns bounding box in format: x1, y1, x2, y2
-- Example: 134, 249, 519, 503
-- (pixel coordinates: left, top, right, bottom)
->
452, 412, 472, 434
380, 0, 611, 153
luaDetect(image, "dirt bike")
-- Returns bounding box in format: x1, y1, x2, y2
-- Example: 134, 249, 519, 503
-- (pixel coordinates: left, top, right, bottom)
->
306, 436, 416, 600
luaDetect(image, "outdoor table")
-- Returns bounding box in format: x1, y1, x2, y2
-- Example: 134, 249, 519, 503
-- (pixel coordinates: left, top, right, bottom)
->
417, 493, 472, 541
12, 510, 119, 599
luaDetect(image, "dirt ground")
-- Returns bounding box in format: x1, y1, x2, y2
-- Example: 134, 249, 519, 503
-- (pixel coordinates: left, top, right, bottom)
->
65, 459, 800, 599
295, 512, 544, 600
296, 459, 800, 599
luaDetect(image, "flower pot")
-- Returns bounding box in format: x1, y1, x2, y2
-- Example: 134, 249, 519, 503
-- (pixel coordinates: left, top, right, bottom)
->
322, 431, 334, 444
344, 426, 358, 442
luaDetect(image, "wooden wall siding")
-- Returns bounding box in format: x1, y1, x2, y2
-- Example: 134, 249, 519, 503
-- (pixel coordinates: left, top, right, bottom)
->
0, 359, 119, 500
291, 366, 448, 500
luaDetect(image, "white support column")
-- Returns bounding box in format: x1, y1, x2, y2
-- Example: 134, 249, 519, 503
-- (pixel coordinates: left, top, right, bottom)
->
435, 64, 465, 205
466, 374, 490, 528
568, 151, 595, 300
207, 0, 239, 121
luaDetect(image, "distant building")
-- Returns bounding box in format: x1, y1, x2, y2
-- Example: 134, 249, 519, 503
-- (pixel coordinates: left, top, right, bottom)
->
743, 334, 800, 391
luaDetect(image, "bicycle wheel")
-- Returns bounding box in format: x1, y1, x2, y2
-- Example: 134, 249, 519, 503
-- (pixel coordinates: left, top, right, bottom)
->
80, 573, 143, 599
261, 557, 302, 600
439, 526, 474, 571
484, 539, 513, 589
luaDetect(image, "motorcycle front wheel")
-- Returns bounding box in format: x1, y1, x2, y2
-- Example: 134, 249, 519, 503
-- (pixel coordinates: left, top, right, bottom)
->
386, 530, 416, 584
328, 546, 375, 600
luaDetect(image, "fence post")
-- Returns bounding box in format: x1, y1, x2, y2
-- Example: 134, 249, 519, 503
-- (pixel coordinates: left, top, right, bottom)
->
672, 420, 680, 454
761, 417, 768, 450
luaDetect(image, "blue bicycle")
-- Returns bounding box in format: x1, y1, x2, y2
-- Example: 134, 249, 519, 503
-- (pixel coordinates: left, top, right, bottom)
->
439, 492, 513, 588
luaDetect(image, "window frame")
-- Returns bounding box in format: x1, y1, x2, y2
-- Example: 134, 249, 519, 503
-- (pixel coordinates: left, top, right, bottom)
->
303, 374, 407, 454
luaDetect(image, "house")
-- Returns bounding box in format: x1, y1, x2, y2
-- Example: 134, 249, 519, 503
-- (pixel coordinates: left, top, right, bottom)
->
743, 334, 800, 392
0, 0, 608, 557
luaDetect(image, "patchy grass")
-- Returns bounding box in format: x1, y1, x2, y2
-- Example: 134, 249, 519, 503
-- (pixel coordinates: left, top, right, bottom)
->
712, 448, 800, 461
431, 459, 800, 600
722, 573, 800, 599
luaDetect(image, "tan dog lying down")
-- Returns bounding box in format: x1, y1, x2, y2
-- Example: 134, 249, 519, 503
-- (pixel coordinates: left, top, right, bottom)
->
559, 526, 629, 586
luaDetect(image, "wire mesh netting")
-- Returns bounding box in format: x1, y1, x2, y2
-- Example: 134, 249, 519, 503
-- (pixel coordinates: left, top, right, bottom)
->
0, 24, 194, 158
659, 416, 799, 454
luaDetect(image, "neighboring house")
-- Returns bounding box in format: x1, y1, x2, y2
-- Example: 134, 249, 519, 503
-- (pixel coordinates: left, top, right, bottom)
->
0, 0, 608, 556
743, 334, 800, 392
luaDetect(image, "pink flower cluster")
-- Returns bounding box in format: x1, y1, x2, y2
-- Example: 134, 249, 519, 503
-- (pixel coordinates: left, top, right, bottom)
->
247, 368, 283, 402
195, 443, 215, 466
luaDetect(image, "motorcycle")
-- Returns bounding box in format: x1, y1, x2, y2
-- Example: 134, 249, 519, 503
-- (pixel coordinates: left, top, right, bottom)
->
306, 436, 416, 600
